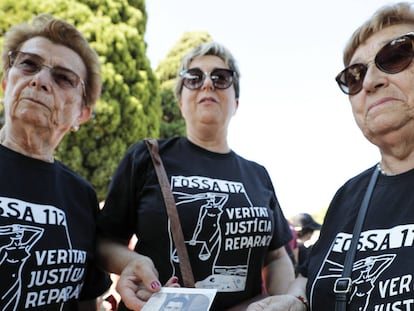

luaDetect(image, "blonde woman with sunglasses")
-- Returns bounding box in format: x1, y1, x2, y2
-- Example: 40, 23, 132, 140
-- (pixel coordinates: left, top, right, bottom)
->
97, 42, 295, 310
247, 2, 414, 311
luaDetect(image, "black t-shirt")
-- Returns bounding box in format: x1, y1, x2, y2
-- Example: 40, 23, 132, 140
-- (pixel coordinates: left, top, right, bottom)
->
302, 165, 414, 310
98, 137, 292, 310
0, 145, 110, 310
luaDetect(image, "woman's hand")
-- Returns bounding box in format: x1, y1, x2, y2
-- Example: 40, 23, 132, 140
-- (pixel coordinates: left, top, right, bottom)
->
115, 255, 161, 310
246, 294, 307, 311
116, 255, 181, 311
98, 238, 181, 310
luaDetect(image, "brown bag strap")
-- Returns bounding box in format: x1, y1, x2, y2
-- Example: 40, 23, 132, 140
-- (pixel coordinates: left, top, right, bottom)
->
145, 138, 195, 288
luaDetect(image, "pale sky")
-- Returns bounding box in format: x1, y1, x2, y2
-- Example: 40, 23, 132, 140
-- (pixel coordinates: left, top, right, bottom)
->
144, 0, 401, 219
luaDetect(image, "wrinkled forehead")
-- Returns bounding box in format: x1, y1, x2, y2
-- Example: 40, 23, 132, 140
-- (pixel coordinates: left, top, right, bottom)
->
19, 36, 86, 79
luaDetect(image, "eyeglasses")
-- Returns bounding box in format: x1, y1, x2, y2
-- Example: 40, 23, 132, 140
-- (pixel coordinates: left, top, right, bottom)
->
180, 68, 235, 90
335, 32, 414, 95
8, 51, 86, 98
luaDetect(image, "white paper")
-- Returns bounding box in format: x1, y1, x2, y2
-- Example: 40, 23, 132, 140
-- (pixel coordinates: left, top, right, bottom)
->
141, 287, 217, 311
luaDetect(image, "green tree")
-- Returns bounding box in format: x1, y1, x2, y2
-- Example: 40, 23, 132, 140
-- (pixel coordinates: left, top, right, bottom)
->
155, 31, 212, 138
0, 0, 161, 200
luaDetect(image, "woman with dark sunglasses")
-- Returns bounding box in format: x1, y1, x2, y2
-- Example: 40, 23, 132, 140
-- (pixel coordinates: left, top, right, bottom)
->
247, 2, 414, 311
97, 41, 295, 310
0, 14, 111, 310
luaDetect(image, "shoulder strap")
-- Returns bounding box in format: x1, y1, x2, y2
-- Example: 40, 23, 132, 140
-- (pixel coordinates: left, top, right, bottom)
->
334, 167, 379, 311
144, 138, 195, 288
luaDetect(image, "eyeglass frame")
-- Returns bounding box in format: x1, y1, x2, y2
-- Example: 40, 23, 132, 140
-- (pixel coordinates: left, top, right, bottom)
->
179, 67, 236, 91
335, 32, 414, 95
8, 50, 86, 99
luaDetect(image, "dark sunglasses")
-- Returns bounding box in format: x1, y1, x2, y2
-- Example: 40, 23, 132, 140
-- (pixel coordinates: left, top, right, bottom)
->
180, 68, 235, 90
335, 32, 414, 95
8, 51, 86, 97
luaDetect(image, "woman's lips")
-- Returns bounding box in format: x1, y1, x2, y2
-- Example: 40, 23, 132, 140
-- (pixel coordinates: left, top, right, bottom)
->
199, 96, 217, 104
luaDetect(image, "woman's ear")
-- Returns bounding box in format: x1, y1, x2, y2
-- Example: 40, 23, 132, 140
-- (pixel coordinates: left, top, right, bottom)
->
2, 76, 6, 91
178, 100, 184, 116
233, 99, 239, 115
77, 106, 92, 125
71, 106, 92, 132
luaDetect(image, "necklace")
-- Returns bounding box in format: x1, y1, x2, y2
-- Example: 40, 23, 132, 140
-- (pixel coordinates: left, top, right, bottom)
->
376, 162, 391, 176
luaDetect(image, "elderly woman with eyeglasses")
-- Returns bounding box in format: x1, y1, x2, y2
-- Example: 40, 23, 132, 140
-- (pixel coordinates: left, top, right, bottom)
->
247, 2, 414, 311
97, 41, 295, 310
0, 14, 111, 310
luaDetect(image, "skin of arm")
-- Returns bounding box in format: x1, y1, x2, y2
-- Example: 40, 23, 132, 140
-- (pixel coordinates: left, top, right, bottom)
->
223, 246, 296, 311
263, 246, 295, 295
246, 275, 308, 311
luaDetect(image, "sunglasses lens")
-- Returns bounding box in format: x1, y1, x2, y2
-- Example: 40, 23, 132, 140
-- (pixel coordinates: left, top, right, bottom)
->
181, 68, 235, 90
336, 64, 367, 95
376, 35, 414, 73
336, 33, 414, 95
181, 69, 204, 90
210, 69, 234, 89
